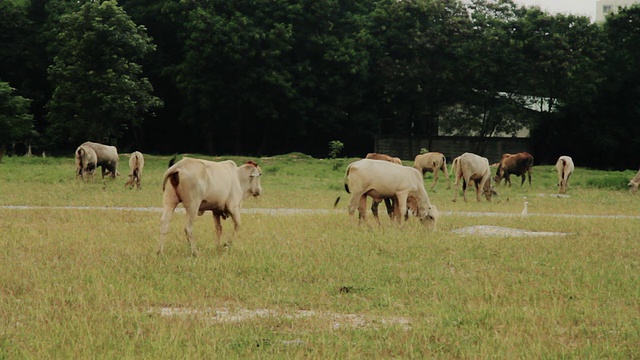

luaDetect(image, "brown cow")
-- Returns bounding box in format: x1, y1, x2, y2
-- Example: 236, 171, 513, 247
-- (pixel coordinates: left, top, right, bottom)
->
452, 152, 498, 202
124, 151, 145, 190
157, 157, 262, 256
343, 159, 438, 228
555, 155, 574, 194
413, 152, 450, 189
81, 141, 119, 179
365, 152, 402, 165
75, 144, 97, 181
494, 152, 533, 187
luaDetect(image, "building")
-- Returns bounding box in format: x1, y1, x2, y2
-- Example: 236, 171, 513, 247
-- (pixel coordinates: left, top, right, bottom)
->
596, 0, 640, 22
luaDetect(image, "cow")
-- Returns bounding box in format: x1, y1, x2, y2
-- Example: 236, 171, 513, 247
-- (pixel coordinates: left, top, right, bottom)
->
80, 141, 119, 179
451, 152, 498, 202
555, 155, 575, 194
75, 144, 97, 181
365, 152, 402, 165
343, 159, 438, 229
629, 168, 640, 194
157, 157, 263, 256
413, 152, 451, 189
494, 152, 533, 187
124, 151, 145, 190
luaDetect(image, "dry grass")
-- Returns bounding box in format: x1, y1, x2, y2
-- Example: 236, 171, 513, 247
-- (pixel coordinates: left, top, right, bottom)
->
1, 154, 639, 358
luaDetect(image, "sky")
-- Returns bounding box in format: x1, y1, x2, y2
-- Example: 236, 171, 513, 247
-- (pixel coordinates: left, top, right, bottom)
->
513, 0, 596, 20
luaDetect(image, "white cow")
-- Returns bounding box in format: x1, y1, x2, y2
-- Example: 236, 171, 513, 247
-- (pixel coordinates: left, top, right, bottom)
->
75, 144, 97, 181
157, 157, 262, 256
555, 155, 575, 194
343, 159, 438, 228
125, 151, 145, 190
81, 141, 119, 179
451, 152, 497, 202
629, 168, 640, 194
413, 152, 451, 189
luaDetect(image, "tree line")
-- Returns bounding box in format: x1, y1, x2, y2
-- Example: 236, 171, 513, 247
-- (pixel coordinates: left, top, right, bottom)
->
1, 0, 639, 168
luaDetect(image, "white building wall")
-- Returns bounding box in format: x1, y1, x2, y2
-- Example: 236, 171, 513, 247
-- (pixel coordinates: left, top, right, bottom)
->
596, 0, 640, 22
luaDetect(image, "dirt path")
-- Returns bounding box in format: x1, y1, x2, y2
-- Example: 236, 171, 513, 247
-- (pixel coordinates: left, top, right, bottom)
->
2, 205, 639, 219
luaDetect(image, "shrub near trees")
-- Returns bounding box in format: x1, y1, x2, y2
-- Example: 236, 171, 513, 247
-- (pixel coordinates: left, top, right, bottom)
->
1, 0, 640, 168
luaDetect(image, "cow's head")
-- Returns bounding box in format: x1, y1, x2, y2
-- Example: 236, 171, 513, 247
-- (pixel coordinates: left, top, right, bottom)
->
482, 185, 498, 201
242, 161, 263, 198
419, 204, 439, 229
493, 167, 504, 183
629, 180, 639, 195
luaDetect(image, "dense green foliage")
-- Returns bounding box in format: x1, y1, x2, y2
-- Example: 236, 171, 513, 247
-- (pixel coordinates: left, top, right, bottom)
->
1, 0, 640, 167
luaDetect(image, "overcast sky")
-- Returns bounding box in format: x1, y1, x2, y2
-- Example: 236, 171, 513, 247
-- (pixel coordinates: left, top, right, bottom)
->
513, 0, 596, 20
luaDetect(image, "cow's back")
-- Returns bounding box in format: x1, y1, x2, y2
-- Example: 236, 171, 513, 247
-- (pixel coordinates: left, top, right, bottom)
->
459, 152, 490, 179
165, 158, 240, 208
82, 141, 119, 166
348, 159, 421, 194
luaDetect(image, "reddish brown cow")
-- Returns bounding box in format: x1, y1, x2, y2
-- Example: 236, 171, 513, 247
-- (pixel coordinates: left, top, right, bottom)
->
365, 153, 402, 165
494, 152, 533, 187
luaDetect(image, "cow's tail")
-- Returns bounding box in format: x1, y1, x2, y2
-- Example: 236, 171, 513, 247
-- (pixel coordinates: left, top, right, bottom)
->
560, 159, 566, 181
75, 148, 84, 176
344, 166, 351, 194
441, 155, 450, 179
162, 169, 180, 192
168, 153, 178, 168
451, 157, 461, 185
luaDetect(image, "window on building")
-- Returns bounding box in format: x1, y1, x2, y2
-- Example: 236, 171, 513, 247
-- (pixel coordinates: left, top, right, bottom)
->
603, 5, 613, 13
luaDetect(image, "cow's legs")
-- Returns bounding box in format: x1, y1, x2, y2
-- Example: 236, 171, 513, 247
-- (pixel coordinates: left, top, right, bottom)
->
443, 165, 451, 189
371, 199, 381, 224
431, 170, 439, 189
348, 192, 367, 220
183, 211, 198, 256
212, 213, 224, 248
158, 203, 178, 255
394, 193, 408, 224
357, 195, 368, 220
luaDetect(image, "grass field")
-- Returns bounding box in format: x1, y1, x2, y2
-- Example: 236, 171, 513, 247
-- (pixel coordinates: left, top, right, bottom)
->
1, 153, 639, 358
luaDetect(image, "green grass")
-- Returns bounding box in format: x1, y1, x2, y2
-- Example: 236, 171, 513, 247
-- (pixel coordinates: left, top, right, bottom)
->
1, 154, 640, 358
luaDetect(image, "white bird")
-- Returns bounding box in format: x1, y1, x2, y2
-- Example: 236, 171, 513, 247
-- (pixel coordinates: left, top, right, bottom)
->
521, 201, 529, 218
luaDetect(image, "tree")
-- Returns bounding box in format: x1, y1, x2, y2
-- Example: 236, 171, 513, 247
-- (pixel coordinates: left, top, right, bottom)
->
45, 0, 162, 149
0, 81, 33, 160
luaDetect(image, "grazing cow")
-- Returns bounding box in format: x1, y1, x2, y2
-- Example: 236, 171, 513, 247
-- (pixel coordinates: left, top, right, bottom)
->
75, 144, 97, 181
413, 152, 451, 189
365, 152, 402, 165
124, 151, 145, 190
555, 156, 575, 194
451, 152, 498, 202
494, 152, 533, 187
343, 159, 438, 228
157, 157, 262, 256
81, 141, 119, 179
629, 168, 640, 194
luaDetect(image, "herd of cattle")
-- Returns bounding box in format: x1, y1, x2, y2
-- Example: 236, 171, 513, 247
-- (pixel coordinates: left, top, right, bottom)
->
73, 141, 640, 255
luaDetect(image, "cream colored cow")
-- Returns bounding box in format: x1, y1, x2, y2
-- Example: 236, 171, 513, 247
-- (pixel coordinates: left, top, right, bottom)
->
75, 144, 97, 181
451, 152, 497, 202
81, 141, 119, 179
413, 152, 450, 189
343, 159, 438, 229
125, 151, 145, 190
556, 155, 574, 194
157, 157, 262, 256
